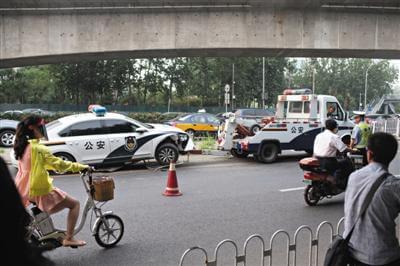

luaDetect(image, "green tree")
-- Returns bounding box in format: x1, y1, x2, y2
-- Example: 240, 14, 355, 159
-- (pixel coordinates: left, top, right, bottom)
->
292, 59, 398, 110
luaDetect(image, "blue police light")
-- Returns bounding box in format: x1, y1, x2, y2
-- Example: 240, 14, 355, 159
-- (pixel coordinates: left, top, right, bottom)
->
88, 104, 107, 117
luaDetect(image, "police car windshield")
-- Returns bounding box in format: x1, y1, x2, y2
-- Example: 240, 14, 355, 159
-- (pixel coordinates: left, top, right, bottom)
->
125, 117, 153, 129
46, 119, 61, 131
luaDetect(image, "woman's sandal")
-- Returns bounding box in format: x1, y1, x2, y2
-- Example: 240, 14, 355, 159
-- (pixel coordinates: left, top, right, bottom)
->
62, 238, 87, 247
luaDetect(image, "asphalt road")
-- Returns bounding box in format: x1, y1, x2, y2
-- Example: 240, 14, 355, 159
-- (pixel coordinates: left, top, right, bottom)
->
28, 152, 344, 266
5, 149, 400, 266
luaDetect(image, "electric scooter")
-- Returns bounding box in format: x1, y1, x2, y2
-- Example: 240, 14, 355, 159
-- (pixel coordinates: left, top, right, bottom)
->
299, 152, 363, 206
26, 169, 124, 250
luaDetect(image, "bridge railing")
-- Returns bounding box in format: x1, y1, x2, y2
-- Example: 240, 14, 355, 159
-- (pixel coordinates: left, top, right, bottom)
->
179, 218, 345, 266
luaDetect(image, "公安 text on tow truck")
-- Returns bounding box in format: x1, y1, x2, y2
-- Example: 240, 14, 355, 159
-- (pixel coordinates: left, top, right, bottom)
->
218, 88, 354, 163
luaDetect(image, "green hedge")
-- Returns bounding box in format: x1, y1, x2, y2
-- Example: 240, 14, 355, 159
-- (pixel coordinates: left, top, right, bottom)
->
0, 111, 186, 124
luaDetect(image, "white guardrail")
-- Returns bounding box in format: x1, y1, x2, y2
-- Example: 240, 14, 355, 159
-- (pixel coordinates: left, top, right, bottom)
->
179, 217, 400, 266
371, 117, 400, 138
179, 218, 345, 266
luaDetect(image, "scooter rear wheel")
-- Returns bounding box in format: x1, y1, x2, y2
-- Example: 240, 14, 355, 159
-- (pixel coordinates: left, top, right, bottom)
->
304, 185, 320, 206
94, 214, 124, 248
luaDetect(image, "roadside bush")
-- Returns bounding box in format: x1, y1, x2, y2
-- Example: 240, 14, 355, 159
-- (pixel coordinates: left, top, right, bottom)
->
0, 111, 172, 124
128, 112, 163, 123
158, 112, 186, 122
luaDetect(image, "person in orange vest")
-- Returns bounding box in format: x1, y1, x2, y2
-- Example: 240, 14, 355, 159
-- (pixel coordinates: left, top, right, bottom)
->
14, 115, 89, 247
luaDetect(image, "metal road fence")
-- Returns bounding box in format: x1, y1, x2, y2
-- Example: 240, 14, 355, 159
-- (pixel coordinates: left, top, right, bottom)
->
179, 218, 345, 266
180, 217, 400, 266
371, 117, 400, 138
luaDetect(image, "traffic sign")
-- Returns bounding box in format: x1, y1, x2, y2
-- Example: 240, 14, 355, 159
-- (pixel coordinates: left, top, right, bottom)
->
224, 93, 230, 104
224, 84, 230, 93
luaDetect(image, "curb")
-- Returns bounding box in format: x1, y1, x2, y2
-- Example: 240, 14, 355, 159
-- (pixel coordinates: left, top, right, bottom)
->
179, 150, 233, 166
188, 149, 231, 156
188, 150, 203, 155
177, 156, 233, 168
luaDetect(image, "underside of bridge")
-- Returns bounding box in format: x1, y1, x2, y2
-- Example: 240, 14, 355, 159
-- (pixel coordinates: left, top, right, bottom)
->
1, 0, 400, 68
2, 1, 400, 9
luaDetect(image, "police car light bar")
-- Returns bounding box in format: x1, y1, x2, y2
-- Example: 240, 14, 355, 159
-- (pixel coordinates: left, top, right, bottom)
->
283, 88, 312, 95
88, 104, 107, 116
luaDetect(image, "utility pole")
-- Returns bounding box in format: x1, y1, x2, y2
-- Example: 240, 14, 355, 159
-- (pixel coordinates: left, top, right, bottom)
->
262, 57, 265, 109
312, 68, 316, 94
232, 63, 235, 110
365, 63, 373, 111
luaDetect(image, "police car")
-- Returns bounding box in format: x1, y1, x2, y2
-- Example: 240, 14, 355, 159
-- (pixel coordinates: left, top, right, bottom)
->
11, 106, 195, 167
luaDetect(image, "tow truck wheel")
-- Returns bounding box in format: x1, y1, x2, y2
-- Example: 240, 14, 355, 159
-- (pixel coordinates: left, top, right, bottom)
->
257, 142, 278, 163
185, 129, 195, 137
304, 185, 320, 206
341, 135, 351, 146
230, 149, 249, 158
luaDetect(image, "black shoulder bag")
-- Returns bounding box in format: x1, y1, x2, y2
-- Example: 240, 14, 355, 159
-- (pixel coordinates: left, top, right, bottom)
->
324, 172, 388, 266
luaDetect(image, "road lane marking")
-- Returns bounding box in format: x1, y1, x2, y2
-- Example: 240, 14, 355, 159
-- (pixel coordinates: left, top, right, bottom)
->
279, 187, 305, 192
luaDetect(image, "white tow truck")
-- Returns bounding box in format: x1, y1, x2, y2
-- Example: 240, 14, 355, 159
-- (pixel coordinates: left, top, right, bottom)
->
218, 89, 354, 163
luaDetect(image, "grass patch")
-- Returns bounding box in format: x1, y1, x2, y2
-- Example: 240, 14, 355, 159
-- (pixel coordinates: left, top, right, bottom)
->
196, 136, 217, 150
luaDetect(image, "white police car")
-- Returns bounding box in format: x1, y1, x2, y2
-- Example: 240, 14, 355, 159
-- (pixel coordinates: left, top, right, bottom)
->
11, 106, 194, 167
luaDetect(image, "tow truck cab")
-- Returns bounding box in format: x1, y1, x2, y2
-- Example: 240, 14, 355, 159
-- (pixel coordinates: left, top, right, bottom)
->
226, 89, 354, 163
275, 89, 347, 122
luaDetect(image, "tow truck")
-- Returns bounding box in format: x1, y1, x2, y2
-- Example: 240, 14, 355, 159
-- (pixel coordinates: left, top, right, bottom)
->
218, 88, 354, 163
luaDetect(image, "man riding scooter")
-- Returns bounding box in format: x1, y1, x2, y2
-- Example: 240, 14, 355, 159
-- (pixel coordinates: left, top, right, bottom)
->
313, 119, 354, 190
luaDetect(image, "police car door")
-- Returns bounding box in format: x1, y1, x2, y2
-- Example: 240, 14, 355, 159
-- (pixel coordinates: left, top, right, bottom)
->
102, 119, 148, 164
61, 120, 110, 164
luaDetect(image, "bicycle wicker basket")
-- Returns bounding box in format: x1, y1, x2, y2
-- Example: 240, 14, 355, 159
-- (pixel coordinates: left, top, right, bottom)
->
92, 176, 115, 202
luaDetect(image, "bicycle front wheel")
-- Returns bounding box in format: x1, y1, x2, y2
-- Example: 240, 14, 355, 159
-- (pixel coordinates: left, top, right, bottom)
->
94, 214, 124, 248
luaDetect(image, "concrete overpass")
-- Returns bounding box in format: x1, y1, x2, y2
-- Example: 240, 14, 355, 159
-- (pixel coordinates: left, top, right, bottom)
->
1, 0, 400, 68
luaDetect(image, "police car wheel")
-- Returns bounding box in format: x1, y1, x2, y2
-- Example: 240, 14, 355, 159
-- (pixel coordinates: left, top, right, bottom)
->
155, 143, 179, 166
54, 152, 75, 162
0, 130, 15, 147
258, 143, 278, 163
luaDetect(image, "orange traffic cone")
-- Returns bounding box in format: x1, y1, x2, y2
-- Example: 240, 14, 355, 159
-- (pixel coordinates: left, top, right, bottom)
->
163, 161, 182, 196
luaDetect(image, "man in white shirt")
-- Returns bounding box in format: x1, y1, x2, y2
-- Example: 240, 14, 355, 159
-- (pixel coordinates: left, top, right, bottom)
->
314, 119, 353, 188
